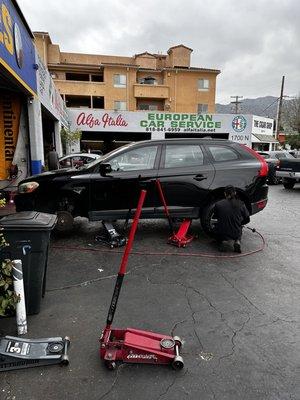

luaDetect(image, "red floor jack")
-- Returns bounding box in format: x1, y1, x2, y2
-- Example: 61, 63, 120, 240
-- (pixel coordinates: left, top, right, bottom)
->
100, 189, 184, 370
155, 179, 194, 248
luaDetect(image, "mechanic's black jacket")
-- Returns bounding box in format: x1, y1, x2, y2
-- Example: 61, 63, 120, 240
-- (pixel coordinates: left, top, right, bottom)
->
214, 198, 250, 240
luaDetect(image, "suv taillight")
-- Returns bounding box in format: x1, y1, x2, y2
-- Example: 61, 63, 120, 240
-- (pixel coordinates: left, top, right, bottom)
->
240, 145, 269, 177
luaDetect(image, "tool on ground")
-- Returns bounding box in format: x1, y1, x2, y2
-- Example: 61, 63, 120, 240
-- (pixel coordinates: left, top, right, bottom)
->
95, 221, 127, 248
155, 179, 194, 248
100, 189, 184, 370
12, 260, 27, 335
0, 336, 70, 371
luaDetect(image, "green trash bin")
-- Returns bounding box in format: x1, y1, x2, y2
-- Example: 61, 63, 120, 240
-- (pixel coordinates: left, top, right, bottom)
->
0, 212, 57, 315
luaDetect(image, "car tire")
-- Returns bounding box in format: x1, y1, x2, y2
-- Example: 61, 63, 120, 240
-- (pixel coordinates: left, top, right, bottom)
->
48, 151, 60, 170
55, 211, 74, 233
283, 178, 295, 190
200, 200, 220, 236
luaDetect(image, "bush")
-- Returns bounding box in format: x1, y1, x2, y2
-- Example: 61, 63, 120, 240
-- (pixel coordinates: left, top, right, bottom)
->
0, 199, 19, 316
0, 259, 19, 316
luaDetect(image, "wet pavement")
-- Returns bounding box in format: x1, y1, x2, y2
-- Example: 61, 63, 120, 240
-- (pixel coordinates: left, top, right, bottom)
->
1, 185, 299, 400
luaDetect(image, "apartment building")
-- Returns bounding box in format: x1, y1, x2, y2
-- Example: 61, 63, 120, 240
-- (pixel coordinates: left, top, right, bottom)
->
34, 32, 220, 115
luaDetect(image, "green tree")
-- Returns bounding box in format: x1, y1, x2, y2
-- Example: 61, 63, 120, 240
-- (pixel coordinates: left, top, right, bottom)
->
285, 133, 300, 149
282, 95, 300, 134
60, 126, 82, 154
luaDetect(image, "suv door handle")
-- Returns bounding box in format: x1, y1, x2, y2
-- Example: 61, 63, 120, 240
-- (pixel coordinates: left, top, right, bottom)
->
194, 174, 207, 181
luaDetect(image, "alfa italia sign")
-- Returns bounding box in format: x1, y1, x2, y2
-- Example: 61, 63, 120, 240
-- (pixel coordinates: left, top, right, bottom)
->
68, 109, 271, 147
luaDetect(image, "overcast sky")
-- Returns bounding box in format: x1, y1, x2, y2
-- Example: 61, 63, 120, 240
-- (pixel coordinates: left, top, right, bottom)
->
18, 0, 300, 104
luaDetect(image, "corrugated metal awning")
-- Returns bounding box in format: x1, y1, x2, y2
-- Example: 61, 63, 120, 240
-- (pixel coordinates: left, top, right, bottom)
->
252, 134, 278, 143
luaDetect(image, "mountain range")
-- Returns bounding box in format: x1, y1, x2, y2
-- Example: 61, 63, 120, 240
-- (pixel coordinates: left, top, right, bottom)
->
216, 96, 280, 118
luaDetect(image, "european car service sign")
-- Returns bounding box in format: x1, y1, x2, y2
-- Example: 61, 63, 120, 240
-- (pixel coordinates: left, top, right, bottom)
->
68, 109, 253, 146
0, 0, 36, 95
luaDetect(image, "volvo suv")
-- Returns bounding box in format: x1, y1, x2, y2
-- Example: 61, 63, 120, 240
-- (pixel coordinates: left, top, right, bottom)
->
15, 139, 269, 234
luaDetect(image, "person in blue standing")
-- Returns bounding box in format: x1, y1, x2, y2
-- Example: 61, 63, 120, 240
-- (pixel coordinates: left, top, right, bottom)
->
213, 185, 250, 253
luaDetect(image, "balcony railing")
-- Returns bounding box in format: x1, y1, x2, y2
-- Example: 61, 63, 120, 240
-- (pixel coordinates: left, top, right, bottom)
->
133, 84, 169, 99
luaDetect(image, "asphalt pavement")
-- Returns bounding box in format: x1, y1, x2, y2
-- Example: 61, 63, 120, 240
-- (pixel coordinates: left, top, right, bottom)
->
1, 184, 299, 400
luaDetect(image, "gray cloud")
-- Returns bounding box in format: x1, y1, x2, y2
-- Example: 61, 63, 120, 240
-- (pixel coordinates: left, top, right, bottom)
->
18, 0, 300, 103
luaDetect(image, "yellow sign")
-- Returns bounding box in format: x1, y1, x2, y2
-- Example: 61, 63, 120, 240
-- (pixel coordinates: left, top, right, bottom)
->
0, 89, 21, 180
0, 3, 14, 55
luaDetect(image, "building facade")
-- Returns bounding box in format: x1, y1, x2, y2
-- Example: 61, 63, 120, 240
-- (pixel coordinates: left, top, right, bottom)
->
1, 1, 68, 190
34, 33, 220, 115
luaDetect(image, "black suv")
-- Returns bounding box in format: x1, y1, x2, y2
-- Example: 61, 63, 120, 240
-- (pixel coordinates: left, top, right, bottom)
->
15, 139, 269, 234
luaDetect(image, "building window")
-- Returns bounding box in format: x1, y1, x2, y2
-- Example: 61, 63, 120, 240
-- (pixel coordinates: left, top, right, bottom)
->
114, 74, 126, 88
65, 95, 91, 108
114, 101, 127, 111
92, 96, 105, 109
139, 76, 157, 85
138, 104, 159, 111
197, 104, 208, 113
91, 74, 104, 82
198, 79, 210, 91
66, 73, 89, 81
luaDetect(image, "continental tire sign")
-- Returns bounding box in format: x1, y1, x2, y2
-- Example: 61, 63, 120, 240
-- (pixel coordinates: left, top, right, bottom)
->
0, 90, 21, 180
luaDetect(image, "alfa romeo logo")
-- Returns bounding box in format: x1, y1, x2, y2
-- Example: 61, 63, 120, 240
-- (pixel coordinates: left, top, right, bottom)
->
232, 115, 247, 132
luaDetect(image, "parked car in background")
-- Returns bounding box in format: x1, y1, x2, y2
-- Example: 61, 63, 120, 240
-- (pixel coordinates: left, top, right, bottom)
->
276, 157, 300, 189
258, 151, 295, 184
15, 139, 269, 234
59, 153, 101, 169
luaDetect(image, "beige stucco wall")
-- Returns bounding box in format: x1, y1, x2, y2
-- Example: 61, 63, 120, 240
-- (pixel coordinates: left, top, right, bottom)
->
135, 55, 157, 69
168, 47, 191, 68
34, 33, 219, 114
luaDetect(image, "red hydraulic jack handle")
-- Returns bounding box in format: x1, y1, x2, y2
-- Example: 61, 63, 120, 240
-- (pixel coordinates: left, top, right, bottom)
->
155, 179, 194, 248
100, 189, 184, 370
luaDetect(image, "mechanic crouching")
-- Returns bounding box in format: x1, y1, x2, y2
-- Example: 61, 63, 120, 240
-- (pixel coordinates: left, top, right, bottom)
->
213, 186, 250, 253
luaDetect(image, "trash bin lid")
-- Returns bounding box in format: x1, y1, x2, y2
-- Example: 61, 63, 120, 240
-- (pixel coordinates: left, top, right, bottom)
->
0, 212, 57, 230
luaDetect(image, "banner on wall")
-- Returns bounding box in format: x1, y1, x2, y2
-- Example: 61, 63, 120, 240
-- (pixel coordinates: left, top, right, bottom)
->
0, 89, 21, 180
68, 109, 255, 146
0, 0, 37, 95
36, 51, 69, 126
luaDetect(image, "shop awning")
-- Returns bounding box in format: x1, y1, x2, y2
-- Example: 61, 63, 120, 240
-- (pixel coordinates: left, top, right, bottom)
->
252, 134, 278, 143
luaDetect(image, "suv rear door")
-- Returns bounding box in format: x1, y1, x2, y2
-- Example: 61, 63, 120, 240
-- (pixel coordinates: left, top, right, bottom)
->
155, 143, 215, 217
206, 143, 260, 189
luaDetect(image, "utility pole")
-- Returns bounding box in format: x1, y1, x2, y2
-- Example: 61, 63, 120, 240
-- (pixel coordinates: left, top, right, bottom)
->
275, 76, 285, 139
230, 96, 243, 114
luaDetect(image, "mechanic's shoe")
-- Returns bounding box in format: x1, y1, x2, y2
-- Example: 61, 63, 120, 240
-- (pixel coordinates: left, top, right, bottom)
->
234, 240, 242, 253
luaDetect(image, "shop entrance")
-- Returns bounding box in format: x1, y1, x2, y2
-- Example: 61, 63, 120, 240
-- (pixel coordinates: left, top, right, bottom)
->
41, 106, 58, 166
81, 131, 151, 154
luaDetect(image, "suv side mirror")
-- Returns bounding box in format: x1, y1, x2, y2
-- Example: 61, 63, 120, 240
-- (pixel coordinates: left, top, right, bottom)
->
99, 163, 112, 176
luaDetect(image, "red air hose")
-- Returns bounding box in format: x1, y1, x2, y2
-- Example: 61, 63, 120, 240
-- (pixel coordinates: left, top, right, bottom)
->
52, 228, 265, 259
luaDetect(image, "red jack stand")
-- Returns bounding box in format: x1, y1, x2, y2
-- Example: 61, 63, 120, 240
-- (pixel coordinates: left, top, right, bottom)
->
99, 190, 184, 370
155, 180, 194, 248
